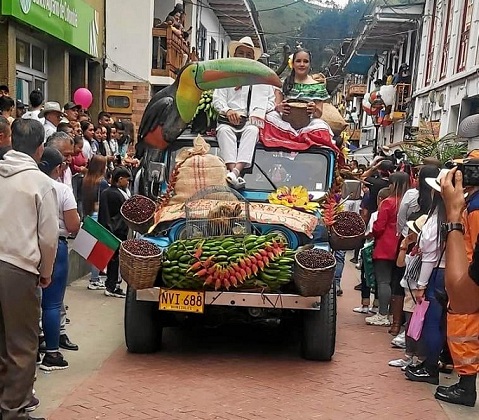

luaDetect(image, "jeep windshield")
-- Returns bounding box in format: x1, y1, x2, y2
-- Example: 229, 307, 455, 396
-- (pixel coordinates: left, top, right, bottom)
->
169, 143, 334, 196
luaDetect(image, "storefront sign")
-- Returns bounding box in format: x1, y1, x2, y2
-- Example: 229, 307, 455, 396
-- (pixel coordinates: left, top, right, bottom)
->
416, 120, 441, 142
1, 0, 99, 57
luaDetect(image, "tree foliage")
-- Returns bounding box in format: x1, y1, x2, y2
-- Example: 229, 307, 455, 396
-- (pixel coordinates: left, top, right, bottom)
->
299, 1, 368, 71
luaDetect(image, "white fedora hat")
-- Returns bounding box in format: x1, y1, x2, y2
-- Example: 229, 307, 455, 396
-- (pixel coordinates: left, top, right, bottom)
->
425, 168, 450, 192
39, 101, 66, 118
228, 36, 262, 61
406, 214, 428, 235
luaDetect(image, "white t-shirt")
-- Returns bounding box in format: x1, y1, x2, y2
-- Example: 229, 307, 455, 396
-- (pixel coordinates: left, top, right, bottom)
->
52, 179, 77, 237
365, 210, 378, 236
60, 167, 73, 190
82, 139, 93, 161
22, 109, 45, 125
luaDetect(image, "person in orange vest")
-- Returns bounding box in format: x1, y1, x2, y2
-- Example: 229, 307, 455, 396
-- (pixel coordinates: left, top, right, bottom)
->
437, 165, 479, 407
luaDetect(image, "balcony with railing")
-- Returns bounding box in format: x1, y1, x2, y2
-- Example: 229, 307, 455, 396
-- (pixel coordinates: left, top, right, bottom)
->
346, 83, 367, 100
152, 26, 190, 79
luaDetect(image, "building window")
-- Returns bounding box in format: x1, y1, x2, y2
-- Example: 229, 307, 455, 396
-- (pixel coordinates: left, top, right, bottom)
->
15, 35, 47, 103
197, 24, 207, 61
209, 37, 217, 60
440, 0, 453, 80
457, 0, 474, 72
424, 0, 437, 86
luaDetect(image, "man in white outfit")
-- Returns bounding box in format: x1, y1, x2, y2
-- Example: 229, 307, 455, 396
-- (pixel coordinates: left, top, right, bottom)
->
213, 36, 275, 188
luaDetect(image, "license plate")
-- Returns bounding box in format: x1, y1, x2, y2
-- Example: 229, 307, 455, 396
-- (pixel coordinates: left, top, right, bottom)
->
159, 289, 205, 314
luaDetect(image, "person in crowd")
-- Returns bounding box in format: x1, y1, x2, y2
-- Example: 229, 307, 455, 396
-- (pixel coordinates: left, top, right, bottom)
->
16, 100, 26, 119
81, 120, 97, 160
38, 147, 80, 371
438, 167, 479, 406
22, 90, 44, 123
0, 119, 58, 420
404, 169, 448, 384
57, 121, 74, 138
82, 155, 109, 290
40, 102, 66, 142
389, 165, 440, 336
98, 111, 111, 128
365, 172, 410, 326
0, 85, 9, 97
212, 36, 275, 189
45, 132, 79, 352
62, 102, 81, 123
262, 49, 335, 151
70, 121, 82, 138
397, 165, 440, 238
361, 158, 394, 216
102, 124, 119, 170
0, 116, 11, 159
0, 95, 15, 124
353, 187, 390, 314
78, 111, 91, 123
70, 136, 88, 214
388, 214, 428, 369
98, 166, 131, 298
113, 121, 127, 158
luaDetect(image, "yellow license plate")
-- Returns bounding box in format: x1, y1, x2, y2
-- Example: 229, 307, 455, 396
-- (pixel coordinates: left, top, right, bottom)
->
159, 289, 205, 314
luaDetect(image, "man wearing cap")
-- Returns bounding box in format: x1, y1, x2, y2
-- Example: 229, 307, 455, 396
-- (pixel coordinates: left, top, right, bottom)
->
40, 102, 66, 142
62, 102, 81, 124
212, 36, 275, 188
16, 100, 26, 119
435, 150, 479, 407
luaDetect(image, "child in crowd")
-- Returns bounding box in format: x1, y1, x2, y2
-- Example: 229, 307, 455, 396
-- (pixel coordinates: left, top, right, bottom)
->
353, 187, 390, 314
98, 167, 131, 298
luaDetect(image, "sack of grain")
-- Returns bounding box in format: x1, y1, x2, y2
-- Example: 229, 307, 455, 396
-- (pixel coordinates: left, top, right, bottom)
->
321, 103, 348, 135
169, 136, 229, 205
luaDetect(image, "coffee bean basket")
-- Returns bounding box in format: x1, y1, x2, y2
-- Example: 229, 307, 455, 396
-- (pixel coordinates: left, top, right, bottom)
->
329, 211, 366, 251
293, 249, 336, 297
119, 239, 163, 290
120, 195, 156, 234
282, 101, 311, 130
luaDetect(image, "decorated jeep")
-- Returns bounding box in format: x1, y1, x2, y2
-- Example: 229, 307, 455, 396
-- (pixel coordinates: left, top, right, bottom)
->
120, 131, 366, 362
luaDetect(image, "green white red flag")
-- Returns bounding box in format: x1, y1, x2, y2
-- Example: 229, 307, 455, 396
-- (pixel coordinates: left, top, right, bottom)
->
72, 216, 121, 271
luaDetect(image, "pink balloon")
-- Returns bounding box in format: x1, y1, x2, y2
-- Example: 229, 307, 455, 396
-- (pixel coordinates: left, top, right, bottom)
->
73, 88, 93, 109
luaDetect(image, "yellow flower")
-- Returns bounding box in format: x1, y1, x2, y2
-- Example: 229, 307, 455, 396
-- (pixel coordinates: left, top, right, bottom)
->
268, 186, 319, 213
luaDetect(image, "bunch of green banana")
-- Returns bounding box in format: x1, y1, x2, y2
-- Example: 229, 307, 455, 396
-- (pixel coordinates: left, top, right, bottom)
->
193, 90, 218, 126
162, 234, 296, 291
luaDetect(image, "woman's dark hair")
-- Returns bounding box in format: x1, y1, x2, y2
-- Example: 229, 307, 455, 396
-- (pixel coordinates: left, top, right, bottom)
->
429, 191, 447, 244
418, 165, 440, 214
111, 166, 131, 183
82, 155, 107, 216
81, 120, 93, 135
389, 171, 410, 199
282, 48, 312, 96
38, 147, 63, 176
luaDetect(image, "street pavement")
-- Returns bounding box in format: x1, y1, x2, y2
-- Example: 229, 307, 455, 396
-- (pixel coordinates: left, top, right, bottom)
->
34, 255, 478, 419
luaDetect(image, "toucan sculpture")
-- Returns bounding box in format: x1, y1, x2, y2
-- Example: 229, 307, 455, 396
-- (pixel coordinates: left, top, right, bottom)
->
136, 58, 282, 197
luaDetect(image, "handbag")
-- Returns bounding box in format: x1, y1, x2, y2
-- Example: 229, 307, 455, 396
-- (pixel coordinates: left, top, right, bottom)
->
407, 299, 430, 341
217, 86, 252, 130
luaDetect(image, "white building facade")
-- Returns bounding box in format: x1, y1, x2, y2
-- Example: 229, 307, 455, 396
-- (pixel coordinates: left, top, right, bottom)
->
103, 0, 264, 131
413, 0, 479, 137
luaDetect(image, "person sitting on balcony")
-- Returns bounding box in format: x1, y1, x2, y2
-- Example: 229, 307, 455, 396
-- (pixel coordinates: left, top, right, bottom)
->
212, 36, 275, 189
261, 48, 336, 152
165, 4, 190, 41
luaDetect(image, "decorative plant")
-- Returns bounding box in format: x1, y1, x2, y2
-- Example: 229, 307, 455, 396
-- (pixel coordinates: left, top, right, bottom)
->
268, 186, 319, 213
401, 132, 467, 165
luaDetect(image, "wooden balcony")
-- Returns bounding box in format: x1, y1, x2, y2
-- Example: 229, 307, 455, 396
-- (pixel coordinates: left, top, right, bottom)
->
152, 26, 190, 79
395, 83, 411, 113
346, 84, 367, 100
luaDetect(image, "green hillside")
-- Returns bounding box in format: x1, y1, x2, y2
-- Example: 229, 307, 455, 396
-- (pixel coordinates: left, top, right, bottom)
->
252, 0, 321, 67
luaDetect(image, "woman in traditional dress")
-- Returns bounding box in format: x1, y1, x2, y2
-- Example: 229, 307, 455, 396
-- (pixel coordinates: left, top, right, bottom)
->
261, 48, 336, 151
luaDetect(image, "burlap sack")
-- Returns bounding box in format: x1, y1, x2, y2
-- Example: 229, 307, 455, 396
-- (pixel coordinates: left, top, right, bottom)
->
321, 103, 348, 135
169, 136, 229, 205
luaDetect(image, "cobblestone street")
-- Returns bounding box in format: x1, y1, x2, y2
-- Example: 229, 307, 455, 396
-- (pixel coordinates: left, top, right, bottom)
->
34, 259, 478, 420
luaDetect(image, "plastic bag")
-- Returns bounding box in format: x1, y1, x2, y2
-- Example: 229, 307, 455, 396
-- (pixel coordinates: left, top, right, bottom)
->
361, 241, 376, 288
407, 299, 430, 341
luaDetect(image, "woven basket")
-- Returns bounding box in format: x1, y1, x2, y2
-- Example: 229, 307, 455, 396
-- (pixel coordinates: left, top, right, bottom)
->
293, 252, 336, 297
282, 101, 310, 130
329, 225, 365, 251
120, 196, 156, 234
119, 242, 163, 290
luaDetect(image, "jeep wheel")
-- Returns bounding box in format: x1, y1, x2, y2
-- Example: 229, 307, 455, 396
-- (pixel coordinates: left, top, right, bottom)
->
301, 283, 337, 361
124, 286, 162, 353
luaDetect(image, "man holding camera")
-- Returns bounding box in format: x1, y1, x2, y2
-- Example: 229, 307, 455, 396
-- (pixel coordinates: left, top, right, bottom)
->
436, 151, 479, 407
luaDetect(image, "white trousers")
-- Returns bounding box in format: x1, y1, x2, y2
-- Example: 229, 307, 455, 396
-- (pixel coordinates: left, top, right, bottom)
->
216, 123, 259, 167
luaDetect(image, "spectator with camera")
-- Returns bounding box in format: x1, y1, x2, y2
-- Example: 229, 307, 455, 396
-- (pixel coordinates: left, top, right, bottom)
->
435, 155, 479, 407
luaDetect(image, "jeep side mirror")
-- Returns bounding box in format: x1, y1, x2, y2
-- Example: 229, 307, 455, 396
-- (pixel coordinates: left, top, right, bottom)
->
148, 162, 166, 183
